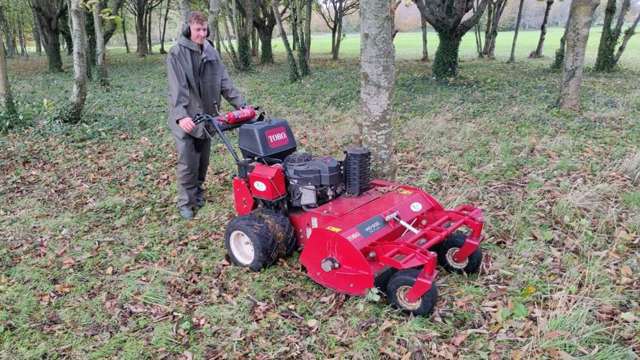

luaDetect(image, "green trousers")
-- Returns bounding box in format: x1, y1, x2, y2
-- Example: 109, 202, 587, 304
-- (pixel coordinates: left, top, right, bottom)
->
173, 133, 211, 209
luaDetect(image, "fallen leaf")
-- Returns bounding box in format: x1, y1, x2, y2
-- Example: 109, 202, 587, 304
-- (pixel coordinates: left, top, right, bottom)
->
62, 258, 76, 269
620, 312, 638, 323
54, 283, 72, 294
451, 331, 469, 346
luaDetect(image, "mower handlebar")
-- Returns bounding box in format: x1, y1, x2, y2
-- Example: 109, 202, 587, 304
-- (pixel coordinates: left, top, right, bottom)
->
194, 106, 264, 132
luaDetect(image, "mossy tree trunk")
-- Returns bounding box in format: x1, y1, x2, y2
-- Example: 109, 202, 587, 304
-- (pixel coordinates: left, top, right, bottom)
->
93, 1, 109, 87
482, 0, 507, 59
433, 32, 462, 78
551, 20, 568, 70
594, 0, 630, 72
414, 0, 488, 79
253, 0, 277, 64
235, 0, 253, 71
272, 0, 299, 82
0, 34, 16, 117
30, 0, 66, 72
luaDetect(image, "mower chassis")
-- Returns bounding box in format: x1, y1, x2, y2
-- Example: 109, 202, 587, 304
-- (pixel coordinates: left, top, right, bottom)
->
292, 179, 484, 302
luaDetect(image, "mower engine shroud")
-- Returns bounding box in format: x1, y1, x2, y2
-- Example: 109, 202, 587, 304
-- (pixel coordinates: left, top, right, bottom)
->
196, 110, 485, 316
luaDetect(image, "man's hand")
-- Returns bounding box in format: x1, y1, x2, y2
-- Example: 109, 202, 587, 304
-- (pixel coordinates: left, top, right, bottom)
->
178, 117, 196, 133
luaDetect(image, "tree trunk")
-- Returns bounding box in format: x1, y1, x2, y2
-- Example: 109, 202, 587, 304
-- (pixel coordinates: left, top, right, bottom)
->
594, 0, 630, 71
122, 8, 130, 53
421, 16, 429, 62
207, 0, 219, 45
614, 12, 640, 64
330, 25, 338, 59
93, 2, 108, 87
135, 7, 147, 57
146, 6, 153, 54
61, 14, 73, 55
551, 20, 568, 70
508, 0, 525, 63
334, 18, 343, 60
31, 0, 65, 72
530, 0, 553, 58
272, 0, 299, 82
433, 32, 462, 79
258, 28, 273, 64
179, 0, 191, 36
32, 11, 43, 55
103, 0, 126, 45
85, 9, 95, 80
17, 18, 28, 58
251, 27, 258, 57
482, 0, 507, 59
160, 0, 171, 54
475, 21, 483, 57
67, 0, 88, 123
219, 0, 240, 68
558, 0, 599, 111
0, 8, 15, 58
0, 35, 16, 117
304, 0, 312, 61
236, 0, 252, 70
293, 0, 309, 76
360, 0, 395, 178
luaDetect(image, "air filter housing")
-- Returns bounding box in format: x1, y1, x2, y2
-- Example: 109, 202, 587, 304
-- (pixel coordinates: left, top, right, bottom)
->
344, 147, 371, 196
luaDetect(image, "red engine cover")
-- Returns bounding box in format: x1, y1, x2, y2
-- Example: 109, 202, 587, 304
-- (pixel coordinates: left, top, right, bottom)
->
248, 163, 287, 201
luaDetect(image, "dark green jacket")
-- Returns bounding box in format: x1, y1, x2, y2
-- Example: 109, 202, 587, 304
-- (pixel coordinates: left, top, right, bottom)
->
166, 36, 244, 139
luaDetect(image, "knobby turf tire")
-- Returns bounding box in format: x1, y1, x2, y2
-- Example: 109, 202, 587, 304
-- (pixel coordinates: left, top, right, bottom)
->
434, 232, 482, 274
386, 268, 438, 316
224, 212, 279, 272
253, 208, 297, 257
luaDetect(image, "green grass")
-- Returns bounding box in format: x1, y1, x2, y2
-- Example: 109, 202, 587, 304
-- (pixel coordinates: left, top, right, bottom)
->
303, 26, 640, 69
1, 28, 639, 358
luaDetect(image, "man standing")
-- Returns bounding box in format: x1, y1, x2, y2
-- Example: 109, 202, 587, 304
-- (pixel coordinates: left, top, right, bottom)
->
167, 11, 245, 220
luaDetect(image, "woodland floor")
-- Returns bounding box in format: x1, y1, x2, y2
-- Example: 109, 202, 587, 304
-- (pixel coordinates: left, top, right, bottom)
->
1, 31, 639, 359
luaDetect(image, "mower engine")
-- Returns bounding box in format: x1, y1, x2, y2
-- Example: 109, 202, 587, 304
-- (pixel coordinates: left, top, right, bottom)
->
284, 153, 343, 208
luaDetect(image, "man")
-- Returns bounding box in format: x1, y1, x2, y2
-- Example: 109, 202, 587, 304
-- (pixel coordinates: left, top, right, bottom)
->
166, 11, 245, 220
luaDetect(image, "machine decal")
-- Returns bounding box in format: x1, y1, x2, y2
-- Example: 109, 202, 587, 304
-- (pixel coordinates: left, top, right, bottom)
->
346, 232, 361, 241
410, 202, 423, 212
357, 216, 387, 238
327, 226, 342, 233
265, 127, 289, 148
253, 181, 267, 192
398, 188, 413, 195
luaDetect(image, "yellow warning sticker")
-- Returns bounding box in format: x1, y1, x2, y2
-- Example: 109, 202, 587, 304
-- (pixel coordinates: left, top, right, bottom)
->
398, 189, 413, 195
326, 226, 342, 233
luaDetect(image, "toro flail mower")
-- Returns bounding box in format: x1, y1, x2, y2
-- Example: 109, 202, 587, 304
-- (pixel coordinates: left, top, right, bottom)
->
195, 108, 485, 316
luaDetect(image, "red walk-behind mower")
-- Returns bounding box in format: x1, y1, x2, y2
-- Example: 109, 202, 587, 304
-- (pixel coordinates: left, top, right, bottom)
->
195, 108, 485, 316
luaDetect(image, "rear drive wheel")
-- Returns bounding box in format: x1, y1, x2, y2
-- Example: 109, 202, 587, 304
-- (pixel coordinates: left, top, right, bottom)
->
386, 269, 438, 316
435, 232, 482, 274
225, 212, 279, 271
253, 208, 297, 257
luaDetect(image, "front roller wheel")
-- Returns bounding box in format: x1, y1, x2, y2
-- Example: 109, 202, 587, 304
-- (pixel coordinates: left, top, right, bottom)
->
435, 232, 482, 274
386, 269, 438, 316
224, 212, 279, 272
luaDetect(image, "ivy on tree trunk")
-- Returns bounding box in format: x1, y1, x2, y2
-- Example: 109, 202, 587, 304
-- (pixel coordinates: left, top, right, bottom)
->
414, 0, 488, 79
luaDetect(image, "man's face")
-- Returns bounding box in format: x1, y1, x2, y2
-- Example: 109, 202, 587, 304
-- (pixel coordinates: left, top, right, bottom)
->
189, 22, 208, 45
